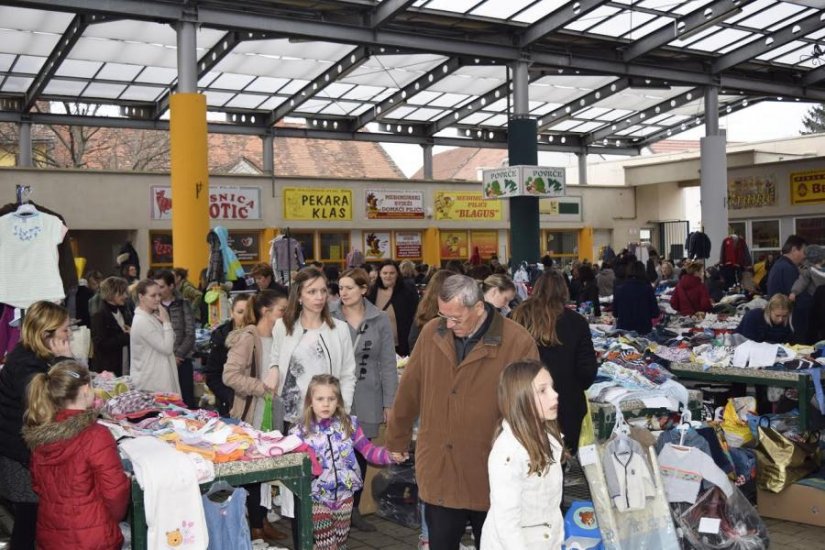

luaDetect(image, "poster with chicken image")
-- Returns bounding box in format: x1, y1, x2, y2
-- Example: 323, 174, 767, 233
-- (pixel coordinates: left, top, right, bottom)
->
364, 231, 391, 260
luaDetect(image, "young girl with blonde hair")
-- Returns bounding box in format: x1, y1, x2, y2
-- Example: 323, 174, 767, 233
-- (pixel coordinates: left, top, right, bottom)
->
23, 361, 130, 550
289, 374, 401, 549
481, 359, 565, 550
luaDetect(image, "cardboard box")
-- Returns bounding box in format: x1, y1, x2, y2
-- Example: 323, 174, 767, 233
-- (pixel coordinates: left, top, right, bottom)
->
757, 484, 825, 527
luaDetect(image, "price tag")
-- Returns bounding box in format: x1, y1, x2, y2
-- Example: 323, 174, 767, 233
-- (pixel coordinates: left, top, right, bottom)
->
578, 444, 598, 466
698, 517, 721, 534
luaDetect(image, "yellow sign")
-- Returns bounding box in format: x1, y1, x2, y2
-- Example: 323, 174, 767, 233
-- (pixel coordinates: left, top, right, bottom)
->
283, 187, 352, 220
434, 191, 502, 221
471, 231, 498, 259
790, 169, 825, 205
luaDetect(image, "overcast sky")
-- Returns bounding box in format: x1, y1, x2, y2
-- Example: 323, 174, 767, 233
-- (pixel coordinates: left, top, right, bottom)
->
383, 102, 818, 177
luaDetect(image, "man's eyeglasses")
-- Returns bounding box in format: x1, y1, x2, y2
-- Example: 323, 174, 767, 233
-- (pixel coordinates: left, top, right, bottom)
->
437, 312, 465, 324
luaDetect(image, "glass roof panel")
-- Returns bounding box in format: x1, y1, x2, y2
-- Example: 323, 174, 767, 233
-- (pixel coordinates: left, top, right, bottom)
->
428, 92, 472, 108
548, 120, 585, 131
385, 105, 416, 118
11, 55, 45, 74
256, 97, 288, 110
512, 0, 569, 24
597, 109, 633, 121
198, 72, 219, 88
225, 94, 266, 109
96, 62, 143, 82
55, 59, 102, 79
209, 73, 257, 90
429, 75, 503, 95
771, 43, 815, 65
134, 66, 177, 84
565, 6, 622, 32
71, 37, 177, 68
765, 7, 818, 32
407, 90, 442, 105
2, 76, 33, 93
671, 0, 715, 16
119, 85, 165, 102
567, 120, 605, 133
717, 33, 761, 54
294, 99, 331, 113
319, 101, 363, 115
424, 0, 482, 14
341, 84, 388, 101
573, 106, 612, 119
0, 54, 14, 72
689, 28, 753, 52
807, 28, 825, 40
0, 7, 73, 33
82, 82, 126, 99
245, 77, 291, 94
205, 91, 234, 107
317, 82, 357, 99
402, 107, 446, 121
588, 11, 656, 38
670, 26, 718, 47
472, 0, 539, 20
348, 103, 374, 116
481, 114, 509, 126
277, 80, 309, 95
624, 16, 673, 40
724, 0, 774, 24
736, 2, 805, 29
461, 112, 496, 125
758, 40, 807, 61
43, 79, 87, 97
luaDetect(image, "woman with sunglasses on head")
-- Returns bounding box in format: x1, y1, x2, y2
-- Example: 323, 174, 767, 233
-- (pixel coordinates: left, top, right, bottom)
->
330, 268, 398, 532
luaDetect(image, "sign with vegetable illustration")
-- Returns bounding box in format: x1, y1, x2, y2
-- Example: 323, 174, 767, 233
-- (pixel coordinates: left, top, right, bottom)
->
482, 166, 566, 199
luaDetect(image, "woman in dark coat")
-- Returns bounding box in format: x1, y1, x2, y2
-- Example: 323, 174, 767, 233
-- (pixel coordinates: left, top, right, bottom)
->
91, 277, 133, 376
576, 264, 601, 317
366, 259, 419, 356
511, 270, 598, 453
613, 261, 660, 334
0, 301, 73, 550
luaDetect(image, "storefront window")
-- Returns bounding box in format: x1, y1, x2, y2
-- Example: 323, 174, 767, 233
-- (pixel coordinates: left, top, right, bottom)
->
320, 231, 350, 263
545, 231, 578, 256
291, 232, 315, 263
728, 222, 746, 239
751, 220, 780, 250
796, 217, 825, 246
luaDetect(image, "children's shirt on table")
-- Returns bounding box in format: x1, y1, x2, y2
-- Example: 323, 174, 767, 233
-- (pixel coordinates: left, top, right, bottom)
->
657, 443, 733, 504
0, 211, 67, 308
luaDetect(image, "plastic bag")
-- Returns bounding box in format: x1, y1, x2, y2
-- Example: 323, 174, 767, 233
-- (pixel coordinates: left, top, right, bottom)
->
674, 486, 768, 550
371, 457, 420, 529
260, 395, 273, 432
722, 397, 756, 448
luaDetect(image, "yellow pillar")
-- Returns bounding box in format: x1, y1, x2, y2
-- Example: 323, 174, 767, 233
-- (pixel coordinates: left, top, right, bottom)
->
422, 226, 440, 266
170, 93, 210, 278
578, 227, 594, 262
261, 228, 278, 263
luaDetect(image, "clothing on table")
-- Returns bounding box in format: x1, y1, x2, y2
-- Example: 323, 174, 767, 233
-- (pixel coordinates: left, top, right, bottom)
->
658, 443, 733, 504
0, 201, 78, 293
685, 232, 712, 260
0, 210, 67, 308
603, 436, 656, 512
270, 317, 356, 425
22, 409, 129, 550
120, 436, 209, 549
129, 308, 181, 395
481, 421, 564, 550
766, 255, 799, 298
202, 486, 252, 550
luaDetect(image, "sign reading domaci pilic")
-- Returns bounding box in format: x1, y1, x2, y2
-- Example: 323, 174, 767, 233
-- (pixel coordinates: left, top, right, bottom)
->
482, 166, 566, 199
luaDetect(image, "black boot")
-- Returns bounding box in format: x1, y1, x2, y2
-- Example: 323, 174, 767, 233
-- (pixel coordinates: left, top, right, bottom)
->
350, 508, 376, 532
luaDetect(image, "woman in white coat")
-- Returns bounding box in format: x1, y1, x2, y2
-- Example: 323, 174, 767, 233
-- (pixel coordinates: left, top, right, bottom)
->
481, 359, 565, 550
129, 279, 181, 394
265, 267, 356, 430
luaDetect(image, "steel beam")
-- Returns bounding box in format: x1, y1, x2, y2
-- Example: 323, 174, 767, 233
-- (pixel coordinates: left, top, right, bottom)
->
268, 46, 370, 126
623, 0, 752, 62
5, 0, 183, 20
538, 78, 630, 132
371, 0, 416, 28
636, 97, 761, 147
354, 57, 463, 129
24, 14, 91, 112
713, 10, 825, 73
427, 82, 509, 136
802, 64, 825, 87
519, 0, 611, 47
587, 88, 705, 144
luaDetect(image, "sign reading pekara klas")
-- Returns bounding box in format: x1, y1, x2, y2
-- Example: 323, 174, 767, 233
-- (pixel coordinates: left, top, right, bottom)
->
365, 189, 425, 219
283, 187, 352, 220
150, 186, 261, 220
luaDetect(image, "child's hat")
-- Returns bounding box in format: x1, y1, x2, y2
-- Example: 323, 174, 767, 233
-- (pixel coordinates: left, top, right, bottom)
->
805, 244, 825, 265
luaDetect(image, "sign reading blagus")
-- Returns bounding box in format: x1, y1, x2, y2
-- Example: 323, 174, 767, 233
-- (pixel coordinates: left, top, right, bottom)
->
434, 191, 502, 220
790, 169, 825, 205
482, 165, 566, 199
283, 188, 352, 220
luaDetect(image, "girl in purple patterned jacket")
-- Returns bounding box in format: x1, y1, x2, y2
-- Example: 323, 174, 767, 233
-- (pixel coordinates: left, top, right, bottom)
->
289, 374, 400, 549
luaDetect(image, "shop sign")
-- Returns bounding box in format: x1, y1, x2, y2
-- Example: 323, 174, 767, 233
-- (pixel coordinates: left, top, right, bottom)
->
727, 175, 776, 209
539, 197, 582, 222
471, 231, 498, 259
150, 186, 261, 220
364, 231, 391, 260
227, 231, 260, 263
440, 231, 469, 259
482, 166, 565, 199
365, 189, 424, 219
434, 191, 502, 221
790, 169, 825, 205
395, 232, 422, 259
283, 187, 352, 220
150, 232, 173, 265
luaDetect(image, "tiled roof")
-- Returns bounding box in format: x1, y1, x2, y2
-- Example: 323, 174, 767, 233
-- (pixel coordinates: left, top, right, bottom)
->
648, 140, 701, 154
411, 148, 508, 180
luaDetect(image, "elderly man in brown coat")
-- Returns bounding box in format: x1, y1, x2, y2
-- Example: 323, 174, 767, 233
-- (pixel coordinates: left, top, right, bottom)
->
386, 274, 540, 550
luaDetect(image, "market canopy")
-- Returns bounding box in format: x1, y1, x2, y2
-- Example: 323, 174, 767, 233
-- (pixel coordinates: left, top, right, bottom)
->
1, 0, 824, 155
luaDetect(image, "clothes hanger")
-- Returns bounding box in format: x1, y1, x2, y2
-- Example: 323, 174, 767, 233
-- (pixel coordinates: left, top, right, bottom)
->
675, 408, 693, 448
205, 479, 235, 502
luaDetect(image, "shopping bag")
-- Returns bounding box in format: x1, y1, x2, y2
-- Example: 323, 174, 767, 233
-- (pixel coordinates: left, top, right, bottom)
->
260, 394, 274, 432
722, 397, 755, 448
579, 393, 596, 449
754, 417, 820, 493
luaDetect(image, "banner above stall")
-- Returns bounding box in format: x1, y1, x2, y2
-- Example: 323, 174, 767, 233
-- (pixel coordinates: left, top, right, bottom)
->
481, 166, 566, 200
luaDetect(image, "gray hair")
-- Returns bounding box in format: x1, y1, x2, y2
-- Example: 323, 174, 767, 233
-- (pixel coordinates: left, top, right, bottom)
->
439, 274, 483, 307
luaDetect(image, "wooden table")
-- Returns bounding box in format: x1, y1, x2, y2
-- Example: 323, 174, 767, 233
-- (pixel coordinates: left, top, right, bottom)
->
670, 362, 823, 430
129, 452, 313, 549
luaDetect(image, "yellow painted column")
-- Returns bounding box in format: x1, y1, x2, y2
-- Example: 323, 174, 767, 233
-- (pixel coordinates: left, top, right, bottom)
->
261, 228, 278, 262
422, 226, 440, 266
170, 93, 210, 278
578, 227, 594, 262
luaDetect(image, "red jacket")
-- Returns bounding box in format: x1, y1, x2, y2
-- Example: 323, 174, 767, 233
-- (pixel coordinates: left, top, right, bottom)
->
670, 274, 713, 316
23, 409, 130, 550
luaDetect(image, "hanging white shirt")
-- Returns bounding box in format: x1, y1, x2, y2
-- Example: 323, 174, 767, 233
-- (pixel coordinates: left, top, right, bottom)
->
0, 211, 67, 308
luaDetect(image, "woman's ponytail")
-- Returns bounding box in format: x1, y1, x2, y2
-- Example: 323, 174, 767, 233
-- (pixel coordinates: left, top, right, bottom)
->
24, 361, 91, 427
24, 373, 57, 427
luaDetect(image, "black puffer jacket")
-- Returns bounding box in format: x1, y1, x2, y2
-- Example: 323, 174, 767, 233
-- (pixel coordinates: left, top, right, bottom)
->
0, 344, 69, 465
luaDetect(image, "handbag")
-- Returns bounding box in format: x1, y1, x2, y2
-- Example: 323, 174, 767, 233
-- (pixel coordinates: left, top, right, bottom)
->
754, 417, 820, 493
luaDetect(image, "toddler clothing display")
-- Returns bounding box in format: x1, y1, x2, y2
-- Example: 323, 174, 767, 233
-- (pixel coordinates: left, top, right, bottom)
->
602, 436, 657, 512
657, 443, 733, 504
202, 486, 252, 550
